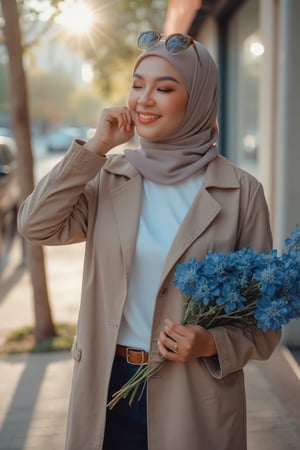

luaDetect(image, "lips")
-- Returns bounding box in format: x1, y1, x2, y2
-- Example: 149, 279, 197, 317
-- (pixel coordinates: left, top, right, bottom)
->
137, 112, 161, 124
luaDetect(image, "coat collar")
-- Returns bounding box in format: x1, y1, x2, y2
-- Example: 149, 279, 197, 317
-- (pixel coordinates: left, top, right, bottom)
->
204, 154, 240, 189
103, 153, 140, 179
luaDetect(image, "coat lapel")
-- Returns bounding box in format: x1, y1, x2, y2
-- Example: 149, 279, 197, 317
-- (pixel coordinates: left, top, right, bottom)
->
161, 155, 240, 281
161, 187, 221, 281
108, 161, 143, 280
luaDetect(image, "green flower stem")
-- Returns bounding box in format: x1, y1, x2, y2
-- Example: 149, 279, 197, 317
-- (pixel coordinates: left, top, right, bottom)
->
107, 360, 167, 409
205, 304, 257, 328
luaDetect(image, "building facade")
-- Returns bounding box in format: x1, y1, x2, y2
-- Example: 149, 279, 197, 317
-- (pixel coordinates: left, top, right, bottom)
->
164, 0, 300, 345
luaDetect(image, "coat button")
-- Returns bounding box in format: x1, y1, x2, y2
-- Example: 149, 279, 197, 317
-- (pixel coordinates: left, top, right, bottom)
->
160, 287, 168, 297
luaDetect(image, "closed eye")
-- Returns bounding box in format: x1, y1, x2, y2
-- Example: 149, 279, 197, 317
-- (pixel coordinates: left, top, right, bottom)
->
157, 88, 173, 93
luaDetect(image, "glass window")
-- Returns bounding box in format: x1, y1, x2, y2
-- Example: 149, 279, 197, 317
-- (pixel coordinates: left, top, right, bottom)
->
226, 0, 263, 175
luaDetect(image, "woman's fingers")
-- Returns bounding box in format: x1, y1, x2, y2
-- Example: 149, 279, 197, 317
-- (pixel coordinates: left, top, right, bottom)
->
158, 330, 178, 353
118, 107, 134, 131
105, 106, 133, 131
157, 337, 178, 360
158, 320, 184, 360
157, 319, 217, 361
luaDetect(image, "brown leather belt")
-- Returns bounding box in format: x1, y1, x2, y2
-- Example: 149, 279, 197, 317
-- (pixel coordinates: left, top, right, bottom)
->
116, 345, 149, 365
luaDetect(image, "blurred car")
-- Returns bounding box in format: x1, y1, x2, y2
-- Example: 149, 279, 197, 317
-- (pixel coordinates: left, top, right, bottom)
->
46, 127, 87, 153
0, 136, 20, 267
0, 127, 13, 137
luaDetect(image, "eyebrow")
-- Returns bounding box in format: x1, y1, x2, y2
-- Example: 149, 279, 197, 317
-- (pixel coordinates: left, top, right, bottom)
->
133, 73, 180, 85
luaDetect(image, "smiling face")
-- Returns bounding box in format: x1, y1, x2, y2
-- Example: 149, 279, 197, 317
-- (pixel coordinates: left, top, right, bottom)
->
128, 56, 189, 142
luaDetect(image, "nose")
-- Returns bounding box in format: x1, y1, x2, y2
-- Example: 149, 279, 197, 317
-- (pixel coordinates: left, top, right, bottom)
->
137, 89, 155, 106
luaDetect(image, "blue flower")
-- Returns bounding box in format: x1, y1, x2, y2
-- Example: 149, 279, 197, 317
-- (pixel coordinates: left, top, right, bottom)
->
285, 227, 300, 251
172, 227, 300, 334
202, 252, 228, 277
228, 248, 261, 286
287, 299, 300, 319
173, 257, 201, 296
216, 282, 247, 313
253, 262, 284, 296
192, 276, 220, 305
254, 298, 290, 332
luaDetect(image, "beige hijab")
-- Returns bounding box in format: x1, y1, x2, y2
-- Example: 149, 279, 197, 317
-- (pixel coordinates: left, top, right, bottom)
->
124, 39, 219, 184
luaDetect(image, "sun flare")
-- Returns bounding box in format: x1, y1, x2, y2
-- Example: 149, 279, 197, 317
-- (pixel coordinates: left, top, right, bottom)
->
56, 1, 94, 35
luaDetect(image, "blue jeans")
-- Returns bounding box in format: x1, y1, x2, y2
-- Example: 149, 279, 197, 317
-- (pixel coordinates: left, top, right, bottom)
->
103, 355, 148, 450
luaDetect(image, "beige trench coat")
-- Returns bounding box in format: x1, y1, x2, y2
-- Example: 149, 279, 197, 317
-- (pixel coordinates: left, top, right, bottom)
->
18, 142, 281, 450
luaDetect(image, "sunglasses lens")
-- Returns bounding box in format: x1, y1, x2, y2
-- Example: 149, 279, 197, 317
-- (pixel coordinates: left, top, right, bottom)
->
137, 31, 159, 50
166, 34, 190, 54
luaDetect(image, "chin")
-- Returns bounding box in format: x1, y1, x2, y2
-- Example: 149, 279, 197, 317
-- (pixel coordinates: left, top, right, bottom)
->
137, 129, 165, 141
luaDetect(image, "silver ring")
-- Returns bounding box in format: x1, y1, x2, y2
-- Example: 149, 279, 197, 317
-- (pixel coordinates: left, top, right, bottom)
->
173, 342, 178, 353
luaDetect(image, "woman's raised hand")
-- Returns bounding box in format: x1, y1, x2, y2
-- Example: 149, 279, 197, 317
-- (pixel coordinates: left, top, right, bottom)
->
85, 106, 135, 156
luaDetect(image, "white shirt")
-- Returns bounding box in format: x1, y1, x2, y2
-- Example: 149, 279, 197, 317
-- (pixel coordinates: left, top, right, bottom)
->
117, 174, 204, 350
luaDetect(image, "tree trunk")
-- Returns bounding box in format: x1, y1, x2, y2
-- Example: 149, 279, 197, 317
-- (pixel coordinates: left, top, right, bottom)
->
1, 0, 56, 342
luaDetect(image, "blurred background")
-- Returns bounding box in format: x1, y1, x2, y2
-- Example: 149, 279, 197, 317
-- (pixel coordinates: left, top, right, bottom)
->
0, 0, 299, 360
0, 2, 299, 449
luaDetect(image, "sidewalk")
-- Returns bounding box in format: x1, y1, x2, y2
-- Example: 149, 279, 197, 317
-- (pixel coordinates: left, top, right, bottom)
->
1, 237, 300, 450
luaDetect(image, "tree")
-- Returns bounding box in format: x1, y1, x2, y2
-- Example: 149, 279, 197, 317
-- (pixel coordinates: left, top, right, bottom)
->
0, 63, 9, 115
1, 0, 56, 342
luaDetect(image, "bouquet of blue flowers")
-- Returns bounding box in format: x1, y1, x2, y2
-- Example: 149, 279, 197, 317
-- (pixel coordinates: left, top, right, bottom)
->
107, 228, 300, 409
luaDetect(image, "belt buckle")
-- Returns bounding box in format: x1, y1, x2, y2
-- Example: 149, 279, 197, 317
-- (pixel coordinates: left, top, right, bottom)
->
126, 347, 147, 365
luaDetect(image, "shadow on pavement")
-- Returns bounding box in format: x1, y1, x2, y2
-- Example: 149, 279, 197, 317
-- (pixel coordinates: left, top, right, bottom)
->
0, 352, 72, 450
0, 263, 26, 305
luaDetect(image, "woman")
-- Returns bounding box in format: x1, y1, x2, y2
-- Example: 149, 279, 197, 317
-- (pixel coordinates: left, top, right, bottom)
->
18, 32, 281, 450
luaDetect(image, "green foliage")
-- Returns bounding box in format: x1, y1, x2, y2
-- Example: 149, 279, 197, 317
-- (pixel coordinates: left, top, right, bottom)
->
69, 87, 103, 125
27, 70, 105, 128
0, 322, 76, 354
28, 70, 75, 126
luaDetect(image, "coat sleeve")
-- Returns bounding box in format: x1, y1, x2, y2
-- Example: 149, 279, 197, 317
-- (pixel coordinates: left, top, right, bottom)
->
204, 326, 281, 378
17, 141, 106, 245
235, 180, 273, 253
204, 175, 281, 378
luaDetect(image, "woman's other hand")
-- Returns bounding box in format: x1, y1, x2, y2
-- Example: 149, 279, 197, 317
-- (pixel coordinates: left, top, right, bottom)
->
85, 106, 135, 156
157, 318, 217, 362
